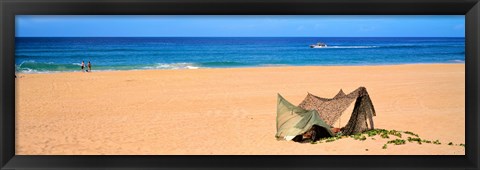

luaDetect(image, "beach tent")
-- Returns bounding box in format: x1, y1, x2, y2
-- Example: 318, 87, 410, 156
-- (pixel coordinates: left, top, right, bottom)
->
276, 94, 334, 141
275, 87, 377, 142
298, 87, 376, 135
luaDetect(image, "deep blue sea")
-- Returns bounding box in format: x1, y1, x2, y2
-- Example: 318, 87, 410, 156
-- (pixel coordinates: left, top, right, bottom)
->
15, 37, 465, 73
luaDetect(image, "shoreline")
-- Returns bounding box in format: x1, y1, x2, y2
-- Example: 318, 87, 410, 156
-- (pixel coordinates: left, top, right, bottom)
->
16, 62, 465, 75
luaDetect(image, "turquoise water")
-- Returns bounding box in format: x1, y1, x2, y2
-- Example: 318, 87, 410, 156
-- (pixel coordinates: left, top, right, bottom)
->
15, 37, 465, 73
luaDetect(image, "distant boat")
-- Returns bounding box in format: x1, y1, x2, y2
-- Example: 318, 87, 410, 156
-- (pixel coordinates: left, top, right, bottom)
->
310, 42, 327, 48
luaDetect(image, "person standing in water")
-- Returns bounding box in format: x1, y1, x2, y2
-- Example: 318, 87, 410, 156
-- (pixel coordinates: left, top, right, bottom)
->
81, 61, 85, 72
88, 61, 92, 72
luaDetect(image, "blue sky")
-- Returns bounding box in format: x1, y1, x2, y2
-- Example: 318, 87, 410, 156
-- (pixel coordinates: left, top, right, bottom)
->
16, 15, 465, 37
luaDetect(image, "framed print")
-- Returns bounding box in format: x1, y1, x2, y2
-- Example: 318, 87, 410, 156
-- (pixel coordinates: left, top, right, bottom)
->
1, 0, 479, 169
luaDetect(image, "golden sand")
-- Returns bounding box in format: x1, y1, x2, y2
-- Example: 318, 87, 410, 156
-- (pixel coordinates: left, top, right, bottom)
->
15, 64, 465, 155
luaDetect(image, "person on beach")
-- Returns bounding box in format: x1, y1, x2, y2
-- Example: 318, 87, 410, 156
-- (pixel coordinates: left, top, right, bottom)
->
81, 61, 85, 72
88, 61, 91, 72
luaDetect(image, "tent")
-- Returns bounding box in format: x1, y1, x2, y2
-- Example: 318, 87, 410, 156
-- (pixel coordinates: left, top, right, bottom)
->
298, 87, 376, 135
276, 87, 377, 142
276, 94, 334, 141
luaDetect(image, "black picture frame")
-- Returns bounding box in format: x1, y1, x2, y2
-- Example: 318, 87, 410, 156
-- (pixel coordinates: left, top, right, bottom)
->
1, 0, 479, 169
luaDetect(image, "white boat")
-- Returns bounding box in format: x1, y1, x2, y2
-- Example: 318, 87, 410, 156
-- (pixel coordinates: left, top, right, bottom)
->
310, 42, 327, 48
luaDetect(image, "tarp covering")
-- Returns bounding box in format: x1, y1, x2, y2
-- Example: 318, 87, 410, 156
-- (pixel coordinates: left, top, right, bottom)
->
298, 90, 357, 127
341, 90, 376, 135
298, 87, 376, 136
275, 87, 377, 141
275, 94, 334, 140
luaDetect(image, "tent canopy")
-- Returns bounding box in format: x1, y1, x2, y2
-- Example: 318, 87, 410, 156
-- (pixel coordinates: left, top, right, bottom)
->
276, 87, 377, 141
276, 94, 334, 140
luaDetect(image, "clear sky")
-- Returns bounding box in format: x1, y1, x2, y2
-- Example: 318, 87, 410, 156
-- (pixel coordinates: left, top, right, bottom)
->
16, 15, 465, 37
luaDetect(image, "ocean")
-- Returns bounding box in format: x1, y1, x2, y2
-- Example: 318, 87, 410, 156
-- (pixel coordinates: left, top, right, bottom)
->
15, 37, 465, 73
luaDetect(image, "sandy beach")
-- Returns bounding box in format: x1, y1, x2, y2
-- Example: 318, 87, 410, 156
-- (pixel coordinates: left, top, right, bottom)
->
15, 64, 465, 155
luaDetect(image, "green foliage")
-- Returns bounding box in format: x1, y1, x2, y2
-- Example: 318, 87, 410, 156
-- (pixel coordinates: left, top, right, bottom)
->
352, 134, 367, 141
303, 129, 464, 150
376, 129, 389, 134
387, 139, 406, 145
359, 135, 367, 141
319, 136, 341, 143
364, 130, 378, 137
421, 139, 432, 144
325, 138, 336, 142
407, 137, 422, 144
404, 131, 419, 137
388, 130, 402, 138
381, 133, 390, 139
